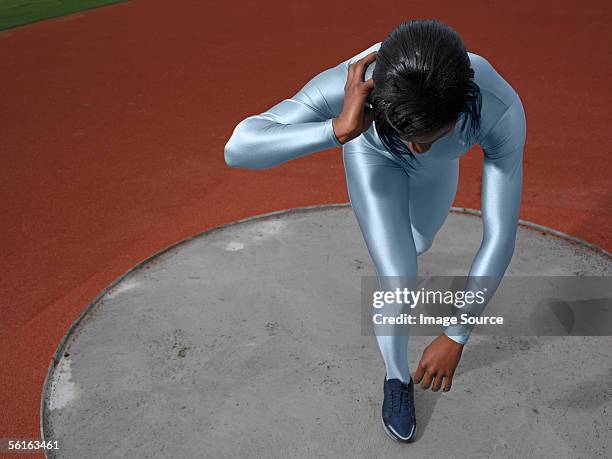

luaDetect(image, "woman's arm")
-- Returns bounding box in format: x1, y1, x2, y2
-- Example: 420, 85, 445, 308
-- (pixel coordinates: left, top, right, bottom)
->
223, 42, 380, 169
470, 99, 527, 278
444, 97, 527, 344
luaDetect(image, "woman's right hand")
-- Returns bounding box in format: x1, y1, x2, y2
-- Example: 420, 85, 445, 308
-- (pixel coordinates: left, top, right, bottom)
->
332, 50, 377, 145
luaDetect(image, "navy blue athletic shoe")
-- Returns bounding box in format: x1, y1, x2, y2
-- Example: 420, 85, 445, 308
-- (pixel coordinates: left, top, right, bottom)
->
381, 376, 417, 442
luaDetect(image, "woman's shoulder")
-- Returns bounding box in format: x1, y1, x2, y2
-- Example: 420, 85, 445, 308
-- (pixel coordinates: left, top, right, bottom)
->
468, 52, 520, 104
468, 51, 524, 144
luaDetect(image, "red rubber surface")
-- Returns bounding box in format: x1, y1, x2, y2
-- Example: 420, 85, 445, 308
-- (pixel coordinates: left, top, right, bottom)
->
0, 1, 610, 455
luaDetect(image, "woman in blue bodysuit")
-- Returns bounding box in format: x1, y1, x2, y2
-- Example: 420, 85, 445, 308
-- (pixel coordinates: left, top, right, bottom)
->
224, 19, 526, 443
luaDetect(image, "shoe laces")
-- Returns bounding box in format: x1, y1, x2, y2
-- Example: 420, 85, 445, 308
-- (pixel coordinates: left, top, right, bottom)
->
390, 383, 412, 415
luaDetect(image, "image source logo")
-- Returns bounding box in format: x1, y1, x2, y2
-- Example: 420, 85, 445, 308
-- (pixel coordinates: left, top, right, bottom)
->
360, 276, 612, 337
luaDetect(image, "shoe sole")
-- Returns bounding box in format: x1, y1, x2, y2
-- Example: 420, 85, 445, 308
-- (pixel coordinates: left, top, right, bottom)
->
381, 417, 417, 443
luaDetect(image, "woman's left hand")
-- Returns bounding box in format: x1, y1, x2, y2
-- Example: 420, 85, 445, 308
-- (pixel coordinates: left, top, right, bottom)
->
414, 334, 464, 392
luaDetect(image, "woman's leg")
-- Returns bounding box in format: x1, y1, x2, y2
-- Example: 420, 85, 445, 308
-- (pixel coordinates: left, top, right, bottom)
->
343, 142, 415, 383
408, 159, 459, 255
343, 139, 458, 382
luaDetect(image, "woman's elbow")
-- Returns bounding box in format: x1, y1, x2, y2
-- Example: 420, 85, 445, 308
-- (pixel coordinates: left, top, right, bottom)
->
224, 142, 266, 169
223, 125, 251, 168
223, 117, 279, 169
223, 120, 260, 168
223, 143, 241, 168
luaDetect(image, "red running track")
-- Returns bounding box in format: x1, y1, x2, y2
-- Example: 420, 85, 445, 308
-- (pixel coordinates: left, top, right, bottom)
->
0, 0, 610, 455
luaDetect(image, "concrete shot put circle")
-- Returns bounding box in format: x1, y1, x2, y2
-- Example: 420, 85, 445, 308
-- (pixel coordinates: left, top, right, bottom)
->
42, 205, 611, 458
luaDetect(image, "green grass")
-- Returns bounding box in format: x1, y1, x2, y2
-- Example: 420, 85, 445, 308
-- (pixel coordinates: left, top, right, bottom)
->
0, 0, 129, 31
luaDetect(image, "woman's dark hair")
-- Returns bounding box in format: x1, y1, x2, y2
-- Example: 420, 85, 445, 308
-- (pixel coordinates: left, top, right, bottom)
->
369, 19, 482, 160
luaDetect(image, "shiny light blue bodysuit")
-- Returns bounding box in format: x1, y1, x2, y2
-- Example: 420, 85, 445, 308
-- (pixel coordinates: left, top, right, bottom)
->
224, 41, 527, 383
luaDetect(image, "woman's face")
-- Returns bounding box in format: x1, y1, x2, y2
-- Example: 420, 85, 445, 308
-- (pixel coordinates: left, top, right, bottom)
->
401, 120, 457, 154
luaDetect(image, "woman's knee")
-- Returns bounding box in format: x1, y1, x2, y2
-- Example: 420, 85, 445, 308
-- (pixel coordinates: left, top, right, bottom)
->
414, 234, 433, 256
